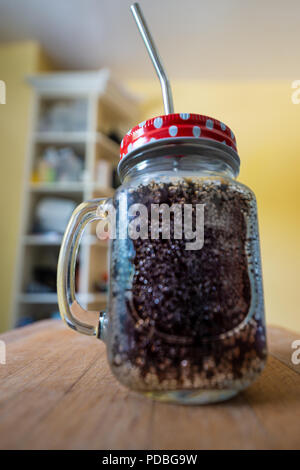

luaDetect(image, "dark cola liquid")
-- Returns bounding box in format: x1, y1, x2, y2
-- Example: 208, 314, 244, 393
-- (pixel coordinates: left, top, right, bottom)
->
109, 178, 267, 392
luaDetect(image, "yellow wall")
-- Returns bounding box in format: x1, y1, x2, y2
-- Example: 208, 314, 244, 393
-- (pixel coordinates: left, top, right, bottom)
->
0, 42, 53, 332
128, 79, 300, 332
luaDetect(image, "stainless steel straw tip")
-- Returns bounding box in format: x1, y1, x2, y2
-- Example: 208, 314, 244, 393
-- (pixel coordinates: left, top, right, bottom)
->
130, 2, 174, 115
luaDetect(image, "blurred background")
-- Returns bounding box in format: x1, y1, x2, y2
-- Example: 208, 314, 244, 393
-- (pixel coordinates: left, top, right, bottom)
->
0, 0, 299, 333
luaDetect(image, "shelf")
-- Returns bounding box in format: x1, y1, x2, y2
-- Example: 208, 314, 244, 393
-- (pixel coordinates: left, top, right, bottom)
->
34, 131, 120, 151
34, 131, 89, 143
18, 292, 107, 304
30, 182, 85, 193
23, 234, 109, 247
18, 293, 58, 304
29, 182, 114, 196
23, 233, 62, 245
80, 293, 107, 304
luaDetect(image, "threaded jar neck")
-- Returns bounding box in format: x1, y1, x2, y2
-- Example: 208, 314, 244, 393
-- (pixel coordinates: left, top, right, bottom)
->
118, 139, 240, 183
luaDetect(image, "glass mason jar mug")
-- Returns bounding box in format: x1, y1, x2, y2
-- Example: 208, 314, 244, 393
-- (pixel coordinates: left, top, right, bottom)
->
57, 114, 267, 404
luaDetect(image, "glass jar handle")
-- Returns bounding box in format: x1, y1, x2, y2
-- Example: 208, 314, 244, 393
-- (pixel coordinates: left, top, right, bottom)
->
57, 198, 111, 338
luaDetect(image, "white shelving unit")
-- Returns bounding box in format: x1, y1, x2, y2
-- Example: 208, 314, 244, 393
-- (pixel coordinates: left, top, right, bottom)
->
12, 69, 138, 327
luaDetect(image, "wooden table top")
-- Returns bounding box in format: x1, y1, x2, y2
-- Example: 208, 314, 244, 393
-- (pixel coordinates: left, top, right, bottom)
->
0, 319, 299, 450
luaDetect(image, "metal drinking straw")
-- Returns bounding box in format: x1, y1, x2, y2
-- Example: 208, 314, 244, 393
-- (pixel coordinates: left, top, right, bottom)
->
130, 2, 174, 115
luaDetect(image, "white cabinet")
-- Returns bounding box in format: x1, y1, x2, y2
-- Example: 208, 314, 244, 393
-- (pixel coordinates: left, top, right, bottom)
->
12, 69, 138, 326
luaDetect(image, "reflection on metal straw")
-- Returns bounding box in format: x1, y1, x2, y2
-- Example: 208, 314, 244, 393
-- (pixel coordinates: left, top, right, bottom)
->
130, 2, 174, 115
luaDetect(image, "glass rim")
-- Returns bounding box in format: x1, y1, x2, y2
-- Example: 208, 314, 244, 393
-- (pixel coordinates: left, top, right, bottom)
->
118, 137, 240, 181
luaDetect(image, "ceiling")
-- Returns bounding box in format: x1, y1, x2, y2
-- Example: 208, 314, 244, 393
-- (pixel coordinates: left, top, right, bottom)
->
0, 0, 299, 80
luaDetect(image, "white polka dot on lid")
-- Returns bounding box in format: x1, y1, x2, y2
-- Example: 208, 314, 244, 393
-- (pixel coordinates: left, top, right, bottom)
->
206, 119, 214, 130
138, 120, 146, 128
220, 122, 226, 131
193, 126, 201, 138
180, 113, 190, 120
169, 125, 178, 136
127, 143, 133, 153
230, 130, 235, 140
149, 137, 156, 143
154, 117, 163, 128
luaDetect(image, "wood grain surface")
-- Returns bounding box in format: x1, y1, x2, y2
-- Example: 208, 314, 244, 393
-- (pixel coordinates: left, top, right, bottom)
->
0, 320, 299, 450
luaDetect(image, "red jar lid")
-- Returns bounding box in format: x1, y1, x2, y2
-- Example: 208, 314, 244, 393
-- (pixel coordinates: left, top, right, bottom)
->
120, 113, 237, 161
